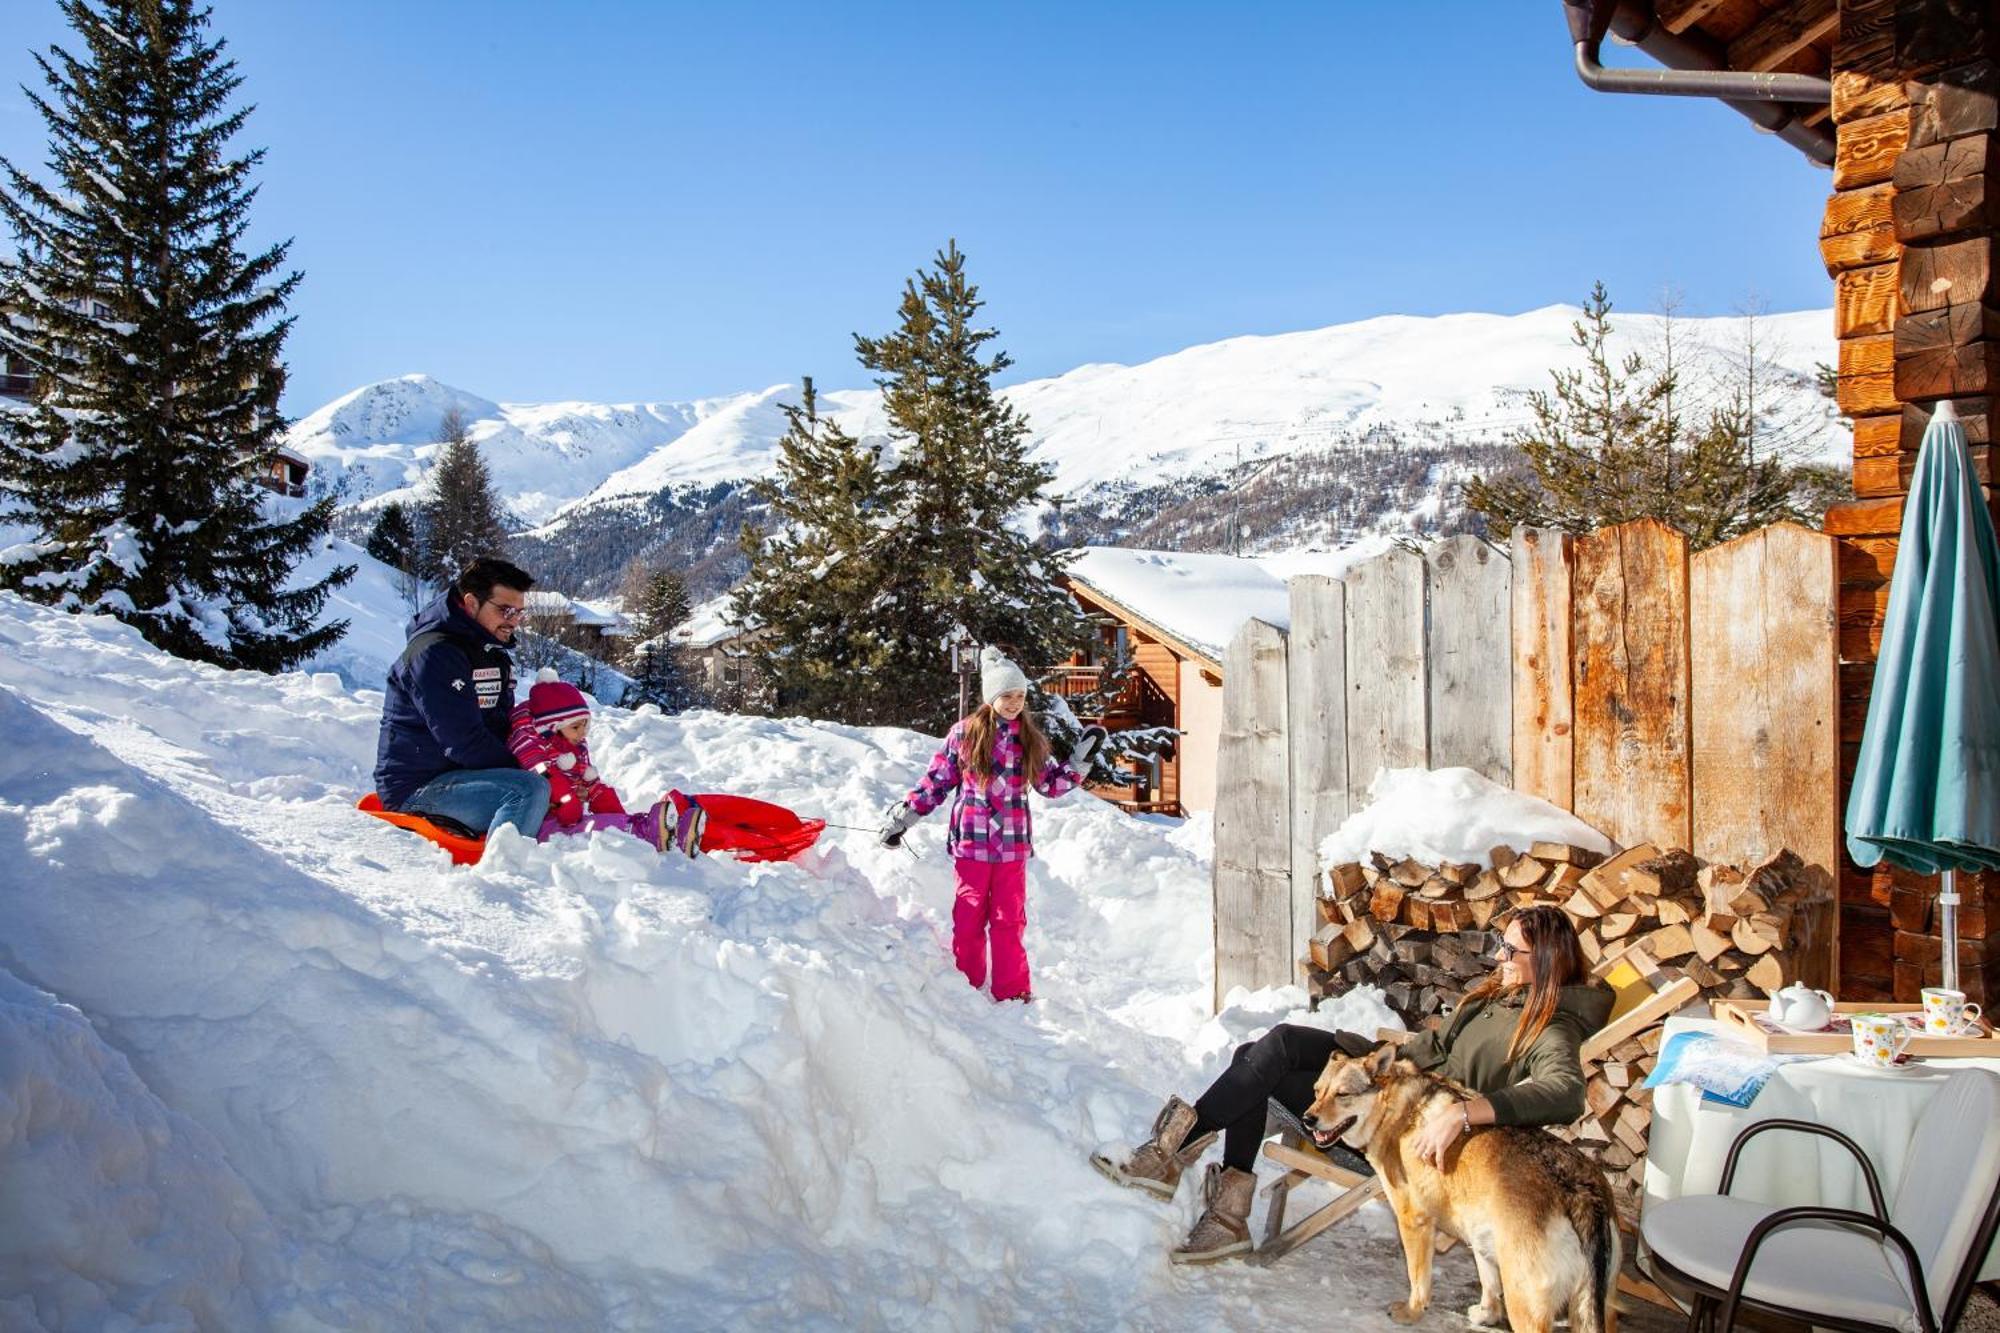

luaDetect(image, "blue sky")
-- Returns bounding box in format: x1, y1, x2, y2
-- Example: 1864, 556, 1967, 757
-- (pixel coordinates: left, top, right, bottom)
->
0, 1, 1836, 415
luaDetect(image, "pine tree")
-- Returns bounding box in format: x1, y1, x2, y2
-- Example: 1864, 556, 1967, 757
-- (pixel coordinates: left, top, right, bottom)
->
419, 406, 509, 586
618, 561, 696, 711
1463, 283, 1845, 552
0, 0, 352, 670
734, 376, 906, 723
853, 241, 1083, 730
364, 499, 421, 608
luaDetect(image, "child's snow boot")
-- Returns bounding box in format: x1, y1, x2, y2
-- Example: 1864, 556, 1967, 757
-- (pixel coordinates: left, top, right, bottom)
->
672, 794, 706, 858
1088, 1095, 1215, 1198
1168, 1164, 1256, 1264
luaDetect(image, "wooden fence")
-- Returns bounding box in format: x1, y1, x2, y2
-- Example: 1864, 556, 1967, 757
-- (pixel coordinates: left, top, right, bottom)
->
1212, 520, 1839, 1009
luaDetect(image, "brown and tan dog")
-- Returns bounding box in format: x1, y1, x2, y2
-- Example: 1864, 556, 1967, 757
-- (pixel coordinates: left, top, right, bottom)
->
1304, 1045, 1619, 1333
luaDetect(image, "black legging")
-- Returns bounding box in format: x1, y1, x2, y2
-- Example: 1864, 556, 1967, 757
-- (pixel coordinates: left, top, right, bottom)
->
1193, 1023, 1379, 1171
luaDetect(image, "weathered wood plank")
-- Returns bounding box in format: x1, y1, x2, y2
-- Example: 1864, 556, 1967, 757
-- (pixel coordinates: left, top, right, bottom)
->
1832, 0, 1896, 80
1900, 234, 1997, 314
1511, 528, 1575, 812
1833, 107, 1912, 191
1571, 520, 1692, 852
1214, 617, 1291, 1008
1690, 523, 1841, 991
1892, 133, 2000, 242
1288, 576, 1348, 973
1426, 535, 1511, 786
1839, 330, 1897, 379
1908, 58, 1998, 151
1342, 546, 1427, 814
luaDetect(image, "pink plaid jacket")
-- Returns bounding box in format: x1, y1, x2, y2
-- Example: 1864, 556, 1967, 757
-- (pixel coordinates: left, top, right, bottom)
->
905, 716, 1082, 863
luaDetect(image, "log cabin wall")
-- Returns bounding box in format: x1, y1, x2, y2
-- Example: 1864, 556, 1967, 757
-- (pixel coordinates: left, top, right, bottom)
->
1823, 0, 2000, 1002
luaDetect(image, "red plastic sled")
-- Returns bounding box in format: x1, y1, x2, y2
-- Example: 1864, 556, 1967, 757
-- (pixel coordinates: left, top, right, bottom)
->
680, 791, 826, 863
357, 792, 487, 865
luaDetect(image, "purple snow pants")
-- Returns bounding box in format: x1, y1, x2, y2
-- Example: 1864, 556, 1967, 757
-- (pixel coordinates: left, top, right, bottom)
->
535, 808, 662, 849
952, 856, 1031, 1001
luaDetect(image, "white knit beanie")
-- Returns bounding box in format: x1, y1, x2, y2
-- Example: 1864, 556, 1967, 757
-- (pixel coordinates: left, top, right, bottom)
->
979, 645, 1029, 705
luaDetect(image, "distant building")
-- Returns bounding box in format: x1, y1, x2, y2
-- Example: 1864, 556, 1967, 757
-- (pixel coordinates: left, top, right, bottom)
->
671, 595, 766, 706
522, 591, 631, 651
1058, 547, 1299, 816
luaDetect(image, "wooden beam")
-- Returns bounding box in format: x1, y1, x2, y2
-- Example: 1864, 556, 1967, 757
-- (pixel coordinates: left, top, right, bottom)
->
1900, 235, 1997, 315
1655, 0, 1733, 36
1820, 182, 1900, 273
1892, 135, 2000, 242
1727, 2, 1838, 75
1836, 261, 1901, 337
1834, 107, 1912, 191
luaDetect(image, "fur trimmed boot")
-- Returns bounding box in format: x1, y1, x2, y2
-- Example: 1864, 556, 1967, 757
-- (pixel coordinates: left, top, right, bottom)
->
1169, 1163, 1256, 1264
1088, 1095, 1217, 1199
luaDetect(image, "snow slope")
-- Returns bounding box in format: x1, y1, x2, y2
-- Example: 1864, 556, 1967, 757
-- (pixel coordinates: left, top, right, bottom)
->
290, 305, 1842, 533
1, 593, 1463, 1330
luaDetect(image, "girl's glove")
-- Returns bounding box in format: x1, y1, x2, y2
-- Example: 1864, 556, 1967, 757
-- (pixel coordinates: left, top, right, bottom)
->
587, 785, 625, 816
544, 767, 584, 826
879, 799, 920, 848
1067, 725, 1108, 774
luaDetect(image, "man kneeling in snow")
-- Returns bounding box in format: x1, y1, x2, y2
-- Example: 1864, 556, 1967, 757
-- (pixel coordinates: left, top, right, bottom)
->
373, 556, 552, 838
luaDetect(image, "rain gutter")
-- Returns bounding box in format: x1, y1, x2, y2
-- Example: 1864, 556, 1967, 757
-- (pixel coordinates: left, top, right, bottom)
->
1564, 0, 1837, 167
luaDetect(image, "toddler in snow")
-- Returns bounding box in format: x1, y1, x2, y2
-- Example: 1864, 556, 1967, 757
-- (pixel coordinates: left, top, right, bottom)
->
880, 647, 1105, 1001
510, 670, 706, 856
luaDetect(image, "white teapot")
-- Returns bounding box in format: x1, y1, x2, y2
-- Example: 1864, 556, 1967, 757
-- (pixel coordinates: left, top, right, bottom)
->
1767, 984, 1835, 1030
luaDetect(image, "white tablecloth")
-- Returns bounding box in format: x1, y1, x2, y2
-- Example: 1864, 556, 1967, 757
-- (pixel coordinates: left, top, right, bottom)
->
1642, 1015, 2000, 1282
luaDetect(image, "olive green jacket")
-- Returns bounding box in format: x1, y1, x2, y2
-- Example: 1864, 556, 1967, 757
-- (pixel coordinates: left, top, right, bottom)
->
1399, 981, 1614, 1127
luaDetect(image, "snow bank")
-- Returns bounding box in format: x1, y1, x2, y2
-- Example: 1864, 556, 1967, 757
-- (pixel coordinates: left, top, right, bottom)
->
0, 593, 1437, 1329
1319, 766, 1616, 871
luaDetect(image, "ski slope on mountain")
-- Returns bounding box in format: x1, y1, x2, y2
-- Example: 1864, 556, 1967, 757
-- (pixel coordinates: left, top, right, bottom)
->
2, 593, 1515, 1331
288, 305, 1843, 535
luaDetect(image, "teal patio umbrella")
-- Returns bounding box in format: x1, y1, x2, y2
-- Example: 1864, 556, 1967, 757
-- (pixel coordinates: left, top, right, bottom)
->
1845, 402, 2000, 992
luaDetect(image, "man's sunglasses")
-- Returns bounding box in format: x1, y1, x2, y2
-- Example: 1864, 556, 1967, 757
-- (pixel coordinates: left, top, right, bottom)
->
481, 598, 527, 623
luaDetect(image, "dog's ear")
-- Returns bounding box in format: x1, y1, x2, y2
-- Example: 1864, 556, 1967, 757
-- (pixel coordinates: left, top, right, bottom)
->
1363, 1043, 1398, 1078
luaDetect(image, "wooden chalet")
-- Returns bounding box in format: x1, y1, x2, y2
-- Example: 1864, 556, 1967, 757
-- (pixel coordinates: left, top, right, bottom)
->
1056, 547, 1296, 817
1558, 0, 1999, 1002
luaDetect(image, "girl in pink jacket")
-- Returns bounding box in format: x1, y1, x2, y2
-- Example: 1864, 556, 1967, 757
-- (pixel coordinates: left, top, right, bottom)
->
881, 647, 1104, 1001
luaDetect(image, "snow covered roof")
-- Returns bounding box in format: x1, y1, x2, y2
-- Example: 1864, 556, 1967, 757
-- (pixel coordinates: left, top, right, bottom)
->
671, 593, 753, 650
1064, 547, 1293, 669
521, 591, 626, 631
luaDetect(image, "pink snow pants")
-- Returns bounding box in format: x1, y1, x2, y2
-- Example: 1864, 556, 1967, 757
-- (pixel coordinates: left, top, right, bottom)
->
952, 857, 1031, 1001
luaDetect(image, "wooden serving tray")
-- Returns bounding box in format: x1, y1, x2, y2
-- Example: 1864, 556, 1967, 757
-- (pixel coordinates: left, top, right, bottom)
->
1712, 999, 2000, 1058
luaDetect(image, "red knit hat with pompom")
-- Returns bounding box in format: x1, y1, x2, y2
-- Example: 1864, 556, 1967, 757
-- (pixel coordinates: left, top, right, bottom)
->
526, 667, 591, 732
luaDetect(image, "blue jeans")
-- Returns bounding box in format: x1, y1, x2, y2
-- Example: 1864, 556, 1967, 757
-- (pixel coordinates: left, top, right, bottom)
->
403, 768, 550, 838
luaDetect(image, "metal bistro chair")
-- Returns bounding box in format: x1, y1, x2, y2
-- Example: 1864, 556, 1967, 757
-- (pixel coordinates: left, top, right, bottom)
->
1641, 1067, 2000, 1333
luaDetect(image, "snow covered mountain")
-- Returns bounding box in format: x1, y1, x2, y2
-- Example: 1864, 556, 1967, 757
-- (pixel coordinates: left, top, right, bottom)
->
290, 304, 1844, 541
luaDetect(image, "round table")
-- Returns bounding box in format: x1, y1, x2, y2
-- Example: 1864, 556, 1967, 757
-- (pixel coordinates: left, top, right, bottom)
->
1642, 1015, 2000, 1282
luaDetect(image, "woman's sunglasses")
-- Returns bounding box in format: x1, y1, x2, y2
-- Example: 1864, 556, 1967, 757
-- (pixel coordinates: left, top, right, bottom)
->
1495, 940, 1522, 962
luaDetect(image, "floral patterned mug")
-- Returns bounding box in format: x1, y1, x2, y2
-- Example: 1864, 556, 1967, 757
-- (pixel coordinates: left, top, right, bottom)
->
1850, 1013, 1913, 1067
1922, 987, 1984, 1036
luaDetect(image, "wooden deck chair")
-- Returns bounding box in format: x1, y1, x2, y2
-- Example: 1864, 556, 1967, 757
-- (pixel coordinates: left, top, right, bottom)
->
1254, 945, 1699, 1265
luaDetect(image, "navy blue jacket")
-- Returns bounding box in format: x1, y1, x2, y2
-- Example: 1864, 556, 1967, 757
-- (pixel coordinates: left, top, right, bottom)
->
373, 595, 520, 810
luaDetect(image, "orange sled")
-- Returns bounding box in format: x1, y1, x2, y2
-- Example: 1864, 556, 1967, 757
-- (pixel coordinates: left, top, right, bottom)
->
357, 792, 487, 865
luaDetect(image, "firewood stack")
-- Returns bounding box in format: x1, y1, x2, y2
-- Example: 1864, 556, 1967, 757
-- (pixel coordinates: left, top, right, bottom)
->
1307, 839, 1814, 1224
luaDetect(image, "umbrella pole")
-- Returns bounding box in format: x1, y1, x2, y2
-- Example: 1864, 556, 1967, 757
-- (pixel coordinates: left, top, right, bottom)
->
1940, 868, 1960, 993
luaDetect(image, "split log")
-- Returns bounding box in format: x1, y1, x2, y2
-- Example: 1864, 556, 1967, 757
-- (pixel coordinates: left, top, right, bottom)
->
1328, 862, 1368, 895
1531, 842, 1604, 868
1499, 857, 1549, 889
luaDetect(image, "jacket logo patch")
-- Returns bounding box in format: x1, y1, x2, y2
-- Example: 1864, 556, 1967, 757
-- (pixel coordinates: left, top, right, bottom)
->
451, 678, 466, 691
